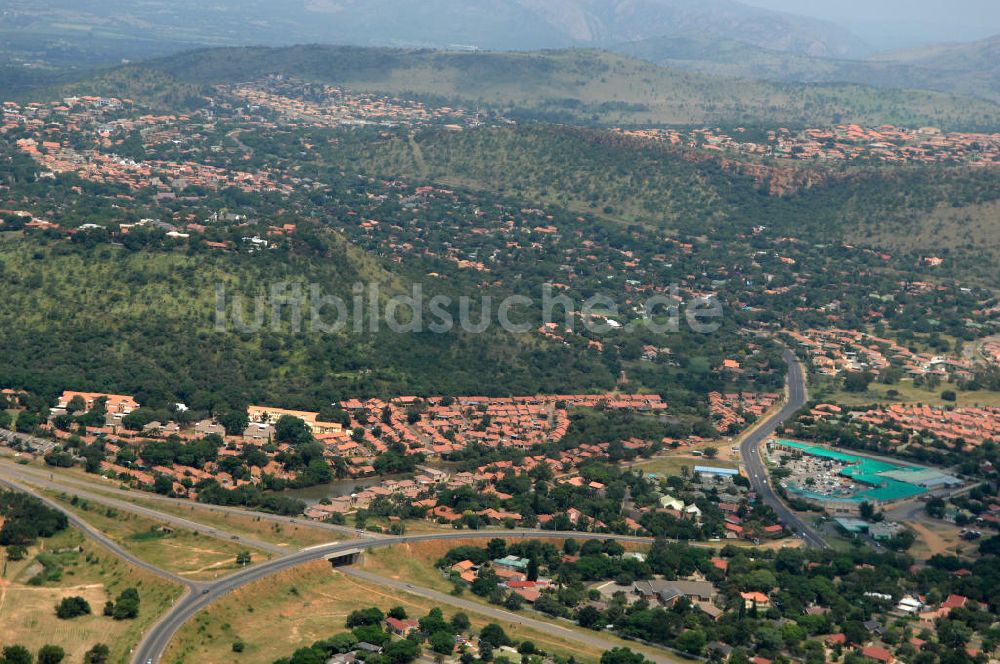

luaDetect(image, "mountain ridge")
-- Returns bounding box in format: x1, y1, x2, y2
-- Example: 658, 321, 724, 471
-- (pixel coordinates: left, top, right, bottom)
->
1, 0, 870, 58
44, 44, 1000, 131
613, 32, 1000, 102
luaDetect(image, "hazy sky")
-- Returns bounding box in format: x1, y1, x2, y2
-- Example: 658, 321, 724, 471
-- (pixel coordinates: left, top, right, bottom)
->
739, 0, 1000, 50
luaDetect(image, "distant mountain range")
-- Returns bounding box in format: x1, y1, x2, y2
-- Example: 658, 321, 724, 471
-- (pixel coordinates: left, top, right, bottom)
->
613, 33, 1000, 102
2, 0, 998, 104
1, 0, 869, 57
46, 45, 1000, 131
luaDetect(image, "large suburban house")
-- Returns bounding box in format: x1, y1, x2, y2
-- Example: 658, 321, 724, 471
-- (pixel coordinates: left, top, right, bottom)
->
246, 405, 343, 435
633, 579, 716, 605
54, 391, 139, 427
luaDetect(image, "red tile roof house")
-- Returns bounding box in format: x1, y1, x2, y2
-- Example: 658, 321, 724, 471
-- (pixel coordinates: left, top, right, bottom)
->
386, 617, 419, 635
451, 560, 476, 574
511, 587, 541, 603
740, 591, 770, 609
861, 646, 894, 664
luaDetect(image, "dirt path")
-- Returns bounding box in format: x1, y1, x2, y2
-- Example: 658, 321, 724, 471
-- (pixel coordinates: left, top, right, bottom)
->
907, 519, 953, 558
408, 134, 428, 178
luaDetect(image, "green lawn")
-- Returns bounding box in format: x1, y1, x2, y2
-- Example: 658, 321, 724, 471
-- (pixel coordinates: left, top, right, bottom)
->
628, 455, 738, 479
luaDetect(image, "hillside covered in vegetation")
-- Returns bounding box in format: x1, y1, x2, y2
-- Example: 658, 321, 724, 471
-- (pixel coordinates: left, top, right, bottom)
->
44, 45, 1000, 130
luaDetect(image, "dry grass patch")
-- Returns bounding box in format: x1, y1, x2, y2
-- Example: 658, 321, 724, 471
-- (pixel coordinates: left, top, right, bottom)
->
46, 490, 271, 580
1, 526, 183, 664
164, 561, 640, 664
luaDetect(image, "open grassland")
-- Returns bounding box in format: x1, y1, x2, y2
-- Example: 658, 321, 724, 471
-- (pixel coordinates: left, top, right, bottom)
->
46, 490, 271, 580
120, 496, 343, 548
901, 516, 969, 560
627, 455, 739, 479
0, 527, 183, 664
817, 378, 1000, 408
163, 560, 655, 664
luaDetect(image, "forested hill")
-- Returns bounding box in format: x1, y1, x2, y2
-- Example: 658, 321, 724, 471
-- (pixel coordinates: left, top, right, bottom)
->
337, 124, 1000, 265
48, 45, 1000, 130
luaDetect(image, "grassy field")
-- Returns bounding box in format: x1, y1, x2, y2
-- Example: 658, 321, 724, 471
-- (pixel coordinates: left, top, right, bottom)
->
120, 496, 342, 548
46, 490, 272, 580
626, 455, 738, 479
162, 559, 655, 664
0, 527, 184, 664
817, 378, 1000, 408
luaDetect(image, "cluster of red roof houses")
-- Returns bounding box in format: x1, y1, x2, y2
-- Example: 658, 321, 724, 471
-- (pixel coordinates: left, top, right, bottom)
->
223, 78, 477, 129
617, 124, 1000, 165
708, 391, 779, 433
785, 328, 972, 381
812, 402, 1000, 449
39, 390, 666, 510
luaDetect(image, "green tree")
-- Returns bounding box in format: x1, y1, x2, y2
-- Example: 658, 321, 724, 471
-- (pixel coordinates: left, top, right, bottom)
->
236, 551, 252, 566
275, 415, 312, 445
1, 645, 33, 664
450, 612, 470, 632
843, 372, 874, 393
479, 623, 510, 649
600, 647, 649, 664
218, 410, 250, 436
55, 596, 91, 619
37, 645, 64, 664
346, 607, 385, 627
527, 556, 539, 581
675, 629, 706, 655
111, 588, 140, 620
6, 544, 27, 561
429, 631, 456, 655
384, 638, 420, 664
577, 605, 603, 629
83, 644, 110, 664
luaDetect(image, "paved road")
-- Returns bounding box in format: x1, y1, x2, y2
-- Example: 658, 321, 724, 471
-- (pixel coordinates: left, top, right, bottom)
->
0, 464, 289, 555
739, 349, 827, 549
4, 353, 817, 663
0, 453, 368, 540
0, 473, 669, 664
340, 568, 693, 664
0, 475, 197, 589
132, 529, 670, 664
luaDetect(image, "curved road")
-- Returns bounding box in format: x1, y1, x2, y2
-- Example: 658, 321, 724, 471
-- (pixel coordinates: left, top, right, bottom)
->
3, 354, 815, 663
0, 455, 368, 540
133, 529, 674, 664
739, 349, 826, 549
1, 471, 677, 664
0, 476, 196, 589
0, 465, 288, 555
